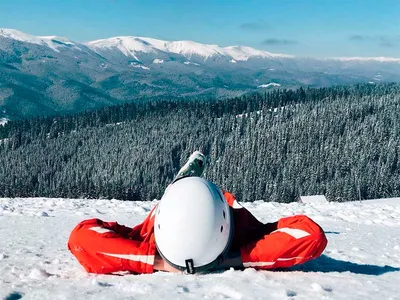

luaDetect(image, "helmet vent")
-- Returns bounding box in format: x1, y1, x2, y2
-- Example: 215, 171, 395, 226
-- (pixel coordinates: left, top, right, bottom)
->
220, 225, 223, 232
223, 210, 226, 219
158, 224, 161, 230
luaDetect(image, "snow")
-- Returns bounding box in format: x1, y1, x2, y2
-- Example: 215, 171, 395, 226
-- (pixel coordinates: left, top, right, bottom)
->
87, 36, 292, 62
130, 62, 150, 70
330, 56, 400, 63
224, 46, 293, 61
165, 40, 224, 59
360, 197, 400, 205
1, 197, 399, 299
236, 110, 262, 118
0, 28, 81, 52
105, 122, 124, 127
153, 59, 164, 64
88, 37, 224, 61
99, 37, 240, 62
0, 138, 10, 145
258, 83, 281, 88
0, 117, 8, 126
184, 61, 200, 66
3, 28, 400, 64
0, 28, 43, 44
88, 37, 158, 61
298, 195, 328, 204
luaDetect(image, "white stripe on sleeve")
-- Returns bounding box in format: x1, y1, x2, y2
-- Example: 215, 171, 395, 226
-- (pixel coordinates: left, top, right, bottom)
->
89, 226, 114, 234
272, 227, 311, 239
100, 252, 155, 265
243, 257, 304, 268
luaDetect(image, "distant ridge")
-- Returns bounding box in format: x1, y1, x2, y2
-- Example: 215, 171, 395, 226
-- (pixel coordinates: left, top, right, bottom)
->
1, 28, 400, 120
2, 28, 400, 62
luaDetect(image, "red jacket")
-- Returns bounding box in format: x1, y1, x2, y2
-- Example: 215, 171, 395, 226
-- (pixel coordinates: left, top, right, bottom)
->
68, 191, 327, 274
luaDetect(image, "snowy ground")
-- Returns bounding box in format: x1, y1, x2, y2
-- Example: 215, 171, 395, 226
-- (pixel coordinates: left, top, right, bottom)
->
0, 118, 8, 126
0, 197, 399, 300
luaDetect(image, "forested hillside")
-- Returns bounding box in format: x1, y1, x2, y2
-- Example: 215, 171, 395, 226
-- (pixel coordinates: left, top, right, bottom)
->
1, 83, 399, 202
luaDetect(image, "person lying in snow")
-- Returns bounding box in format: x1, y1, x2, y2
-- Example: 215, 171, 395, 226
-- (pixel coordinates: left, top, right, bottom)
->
68, 151, 327, 274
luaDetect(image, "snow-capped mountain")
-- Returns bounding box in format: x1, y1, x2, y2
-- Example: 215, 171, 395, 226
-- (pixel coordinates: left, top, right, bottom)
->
0, 28, 81, 52
331, 56, 400, 63
87, 36, 293, 63
1, 28, 400, 120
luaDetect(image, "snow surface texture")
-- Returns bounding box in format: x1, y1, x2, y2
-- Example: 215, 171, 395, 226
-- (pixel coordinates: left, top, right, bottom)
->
0, 198, 399, 300
298, 195, 328, 204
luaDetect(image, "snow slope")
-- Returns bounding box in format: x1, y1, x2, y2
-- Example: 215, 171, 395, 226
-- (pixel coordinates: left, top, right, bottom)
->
331, 57, 400, 63
2, 28, 400, 64
0, 118, 8, 126
0, 28, 81, 52
87, 36, 293, 62
258, 83, 281, 88
0, 197, 399, 300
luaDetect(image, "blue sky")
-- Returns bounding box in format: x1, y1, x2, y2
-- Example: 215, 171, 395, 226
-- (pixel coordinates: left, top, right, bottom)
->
1, 0, 399, 57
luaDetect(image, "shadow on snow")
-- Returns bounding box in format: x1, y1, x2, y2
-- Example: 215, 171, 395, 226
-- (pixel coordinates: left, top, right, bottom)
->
289, 254, 400, 275
5, 292, 23, 300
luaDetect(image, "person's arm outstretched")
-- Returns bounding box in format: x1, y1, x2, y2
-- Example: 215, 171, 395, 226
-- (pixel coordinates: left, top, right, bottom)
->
68, 218, 156, 274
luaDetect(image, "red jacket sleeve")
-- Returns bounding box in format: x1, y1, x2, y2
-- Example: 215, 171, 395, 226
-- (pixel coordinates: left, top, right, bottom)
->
223, 191, 277, 250
68, 207, 158, 274
240, 215, 327, 269
223, 191, 327, 269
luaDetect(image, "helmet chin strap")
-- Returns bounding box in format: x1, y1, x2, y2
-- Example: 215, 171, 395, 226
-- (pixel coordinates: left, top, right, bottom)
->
185, 259, 195, 274
184, 254, 226, 274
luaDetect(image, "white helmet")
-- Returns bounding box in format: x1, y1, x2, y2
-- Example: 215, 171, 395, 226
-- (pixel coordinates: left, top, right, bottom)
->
154, 177, 233, 273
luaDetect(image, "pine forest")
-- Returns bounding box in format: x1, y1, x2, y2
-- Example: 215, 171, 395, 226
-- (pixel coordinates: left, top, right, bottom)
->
1, 83, 399, 203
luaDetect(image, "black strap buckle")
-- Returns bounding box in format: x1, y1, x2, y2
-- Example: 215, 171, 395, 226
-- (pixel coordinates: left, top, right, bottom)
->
185, 259, 195, 274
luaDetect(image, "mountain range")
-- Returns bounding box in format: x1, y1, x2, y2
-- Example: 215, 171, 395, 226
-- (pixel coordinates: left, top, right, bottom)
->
1, 28, 400, 120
